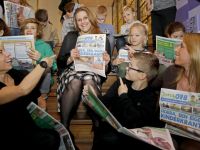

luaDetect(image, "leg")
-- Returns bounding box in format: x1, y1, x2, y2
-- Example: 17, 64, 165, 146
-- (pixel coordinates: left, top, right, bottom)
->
116, 36, 127, 52
106, 34, 115, 57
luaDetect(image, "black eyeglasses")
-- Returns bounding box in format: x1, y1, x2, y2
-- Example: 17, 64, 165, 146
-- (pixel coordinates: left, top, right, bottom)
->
128, 62, 144, 73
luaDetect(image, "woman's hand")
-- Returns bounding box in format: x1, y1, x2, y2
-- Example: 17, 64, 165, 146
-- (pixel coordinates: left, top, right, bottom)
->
125, 45, 135, 57
153, 50, 160, 56
27, 48, 41, 61
18, 15, 26, 23
118, 77, 128, 96
82, 85, 97, 97
112, 58, 125, 66
41, 55, 56, 68
103, 51, 110, 66
70, 48, 80, 61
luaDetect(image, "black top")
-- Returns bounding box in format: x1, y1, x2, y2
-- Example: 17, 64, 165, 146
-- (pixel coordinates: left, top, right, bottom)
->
0, 69, 41, 137
98, 78, 158, 129
57, 31, 112, 83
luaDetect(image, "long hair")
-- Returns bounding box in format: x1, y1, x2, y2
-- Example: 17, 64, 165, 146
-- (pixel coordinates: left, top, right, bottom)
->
20, 18, 43, 40
73, 7, 102, 34
174, 33, 200, 92
0, 18, 12, 36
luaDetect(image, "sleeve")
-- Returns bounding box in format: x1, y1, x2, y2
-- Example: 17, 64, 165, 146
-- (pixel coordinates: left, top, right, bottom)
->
118, 91, 157, 128
28, 8, 35, 18
57, 31, 78, 68
52, 26, 59, 46
120, 25, 124, 34
37, 44, 57, 72
105, 37, 111, 75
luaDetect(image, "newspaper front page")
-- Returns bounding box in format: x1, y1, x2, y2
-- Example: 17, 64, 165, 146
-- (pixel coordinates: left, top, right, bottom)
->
0, 35, 36, 72
74, 34, 106, 77
4, 1, 31, 28
156, 36, 182, 67
27, 102, 75, 150
159, 88, 200, 142
82, 86, 175, 150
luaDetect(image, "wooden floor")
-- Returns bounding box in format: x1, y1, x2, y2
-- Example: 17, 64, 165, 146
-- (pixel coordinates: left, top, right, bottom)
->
46, 44, 118, 150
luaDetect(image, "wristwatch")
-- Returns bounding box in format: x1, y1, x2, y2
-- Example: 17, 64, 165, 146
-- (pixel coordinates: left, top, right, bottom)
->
39, 61, 48, 68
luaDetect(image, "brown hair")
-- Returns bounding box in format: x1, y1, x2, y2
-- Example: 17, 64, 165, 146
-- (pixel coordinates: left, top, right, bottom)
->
0, 18, 12, 36
64, 2, 75, 13
35, 9, 48, 22
73, 7, 102, 34
20, 18, 43, 40
164, 22, 185, 37
132, 52, 159, 81
95, 5, 107, 16
128, 23, 148, 47
122, 5, 135, 14
174, 33, 200, 92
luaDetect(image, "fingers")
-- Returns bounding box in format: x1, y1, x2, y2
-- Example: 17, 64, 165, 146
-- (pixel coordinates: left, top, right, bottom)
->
119, 77, 124, 85
50, 55, 56, 59
125, 44, 130, 49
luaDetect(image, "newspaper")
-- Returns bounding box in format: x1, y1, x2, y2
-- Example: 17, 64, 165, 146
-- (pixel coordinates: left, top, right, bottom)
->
4, 1, 31, 28
27, 102, 75, 150
82, 86, 175, 150
159, 88, 200, 142
0, 35, 36, 72
156, 36, 182, 67
145, 0, 154, 15
74, 34, 106, 77
118, 47, 130, 62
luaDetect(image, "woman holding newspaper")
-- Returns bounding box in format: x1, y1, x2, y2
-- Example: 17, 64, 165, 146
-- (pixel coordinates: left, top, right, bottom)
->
0, 46, 60, 149
151, 33, 200, 150
57, 7, 111, 149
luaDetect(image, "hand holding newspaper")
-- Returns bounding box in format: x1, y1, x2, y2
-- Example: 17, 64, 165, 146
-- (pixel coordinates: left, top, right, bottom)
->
82, 86, 175, 150
74, 34, 107, 77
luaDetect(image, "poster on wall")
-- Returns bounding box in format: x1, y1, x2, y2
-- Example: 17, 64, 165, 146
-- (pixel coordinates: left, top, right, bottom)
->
176, 0, 188, 10
186, 15, 200, 33
145, 0, 153, 15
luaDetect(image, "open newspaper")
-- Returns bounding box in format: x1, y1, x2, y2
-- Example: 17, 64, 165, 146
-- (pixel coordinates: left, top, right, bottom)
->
159, 88, 200, 142
74, 34, 106, 77
27, 102, 75, 150
0, 35, 36, 72
156, 36, 182, 67
82, 86, 175, 150
118, 47, 130, 62
4, 1, 31, 28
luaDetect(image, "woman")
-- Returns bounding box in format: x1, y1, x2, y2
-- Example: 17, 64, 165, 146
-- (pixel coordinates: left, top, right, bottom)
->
57, 7, 111, 149
20, 18, 57, 110
0, 46, 60, 150
151, 33, 200, 150
0, 18, 12, 36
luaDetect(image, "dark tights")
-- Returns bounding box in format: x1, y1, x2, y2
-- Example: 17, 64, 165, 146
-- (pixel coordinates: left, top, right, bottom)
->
60, 79, 102, 149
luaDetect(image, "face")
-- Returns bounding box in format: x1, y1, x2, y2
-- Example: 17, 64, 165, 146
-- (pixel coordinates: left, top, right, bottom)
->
66, 11, 73, 18
38, 21, 47, 28
130, 27, 145, 47
76, 11, 91, 34
125, 58, 143, 82
10, 0, 20, 4
169, 30, 184, 40
174, 42, 191, 68
96, 15, 106, 25
0, 47, 12, 71
123, 9, 135, 24
24, 23, 38, 40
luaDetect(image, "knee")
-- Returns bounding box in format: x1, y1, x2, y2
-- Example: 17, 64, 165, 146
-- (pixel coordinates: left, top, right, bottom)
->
180, 139, 200, 150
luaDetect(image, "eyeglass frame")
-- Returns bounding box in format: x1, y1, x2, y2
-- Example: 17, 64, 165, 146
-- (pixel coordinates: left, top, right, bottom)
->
127, 62, 144, 73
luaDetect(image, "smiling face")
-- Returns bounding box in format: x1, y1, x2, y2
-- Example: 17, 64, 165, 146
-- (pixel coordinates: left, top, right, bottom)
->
123, 9, 135, 24
24, 23, 38, 40
129, 26, 145, 48
76, 11, 92, 34
0, 47, 12, 72
169, 30, 184, 40
174, 42, 191, 69
96, 14, 106, 25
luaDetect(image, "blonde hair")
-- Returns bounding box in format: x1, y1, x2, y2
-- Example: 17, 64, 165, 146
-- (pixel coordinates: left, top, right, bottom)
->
20, 18, 43, 40
132, 53, 159, 81
122, 5, 135, 14
174, 33, 200, 92
73, 7, 102, 34
95, 5, 107, 16
128, 23, 148, 47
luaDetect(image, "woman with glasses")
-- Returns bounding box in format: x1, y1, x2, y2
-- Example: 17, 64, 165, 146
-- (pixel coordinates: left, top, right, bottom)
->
82, 52, 160, 150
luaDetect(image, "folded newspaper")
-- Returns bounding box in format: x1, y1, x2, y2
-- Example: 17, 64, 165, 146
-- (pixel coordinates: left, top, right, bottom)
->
82, 86, 175, 150
159, 88, 200, 142
0, 35, 36, 72
4, 1, 31, 28
27, 102, 75, 150
156, 36, 182, 67
74, 34, 106, 77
